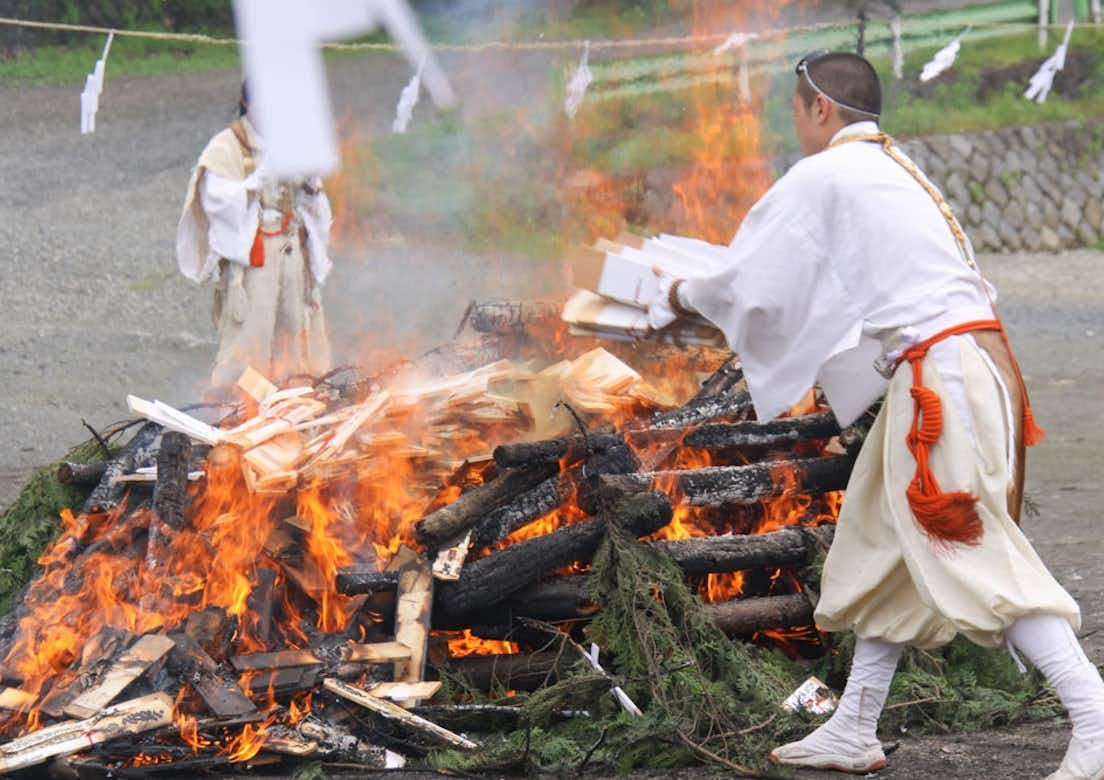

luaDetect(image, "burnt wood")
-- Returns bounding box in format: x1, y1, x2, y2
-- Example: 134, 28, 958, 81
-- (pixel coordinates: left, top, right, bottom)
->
415, 462, 559, 549
152, 432, 192, 530
683, 412, 841, 451
647, 359, 752, 430
599, 456, 853, 507
469, 475, 567, 550
169, 634, 256, 718
57, 461, 109, 486
334, 569, 401, 597
653, 524, 835, 576
436, 492, 671, 618
492, 432, 623, 469
437, 651, 564, 692
82, 421, 161, 514
703, 592, 814, 636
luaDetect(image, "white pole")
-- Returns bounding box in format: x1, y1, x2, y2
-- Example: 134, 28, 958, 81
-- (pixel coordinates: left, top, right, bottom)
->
1039, 0, 1050, 49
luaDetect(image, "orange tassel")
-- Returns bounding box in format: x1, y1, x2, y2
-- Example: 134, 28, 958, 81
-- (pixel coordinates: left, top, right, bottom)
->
1023, 405, 1045, 447
249, 229, 265, 267
906, 484, 983, 545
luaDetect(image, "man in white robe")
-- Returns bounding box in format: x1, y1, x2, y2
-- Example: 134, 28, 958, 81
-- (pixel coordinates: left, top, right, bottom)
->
648, 52, 1104, 780
177, 84, 333, 390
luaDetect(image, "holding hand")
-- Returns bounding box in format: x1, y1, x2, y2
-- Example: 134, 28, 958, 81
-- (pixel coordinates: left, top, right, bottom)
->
646, 269, 690, 332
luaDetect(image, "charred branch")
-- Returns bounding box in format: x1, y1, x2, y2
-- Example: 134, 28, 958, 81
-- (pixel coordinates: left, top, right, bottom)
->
647, 359, 752, 430
654, 524, 835, 576
436, 651, 565, 692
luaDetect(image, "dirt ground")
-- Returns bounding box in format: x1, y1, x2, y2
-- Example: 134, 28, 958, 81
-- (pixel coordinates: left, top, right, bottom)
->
1, 56, 1103, 779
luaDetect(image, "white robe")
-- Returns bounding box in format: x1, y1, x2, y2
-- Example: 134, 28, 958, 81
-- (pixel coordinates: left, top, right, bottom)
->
681, 121, 993, 427
681, 122, 1078, 648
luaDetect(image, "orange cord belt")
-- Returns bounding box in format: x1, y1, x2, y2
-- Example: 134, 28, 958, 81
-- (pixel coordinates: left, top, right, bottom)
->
895, 319, 1045, 545
249, 210, 293, 268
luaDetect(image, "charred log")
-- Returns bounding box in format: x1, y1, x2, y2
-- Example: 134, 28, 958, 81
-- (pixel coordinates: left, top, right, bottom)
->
469, 475, 567, 551
647, 359, 752, 430
82, 422, 161, 514
56, 461, 109, 486
461, 300, 562, 335
599, 456, 853, 507
654, 524, 835, 576
684, 412, 841, 451
415, 462, 559, 549
436, 492, 672, 618
151, 432, 191, 530
703, 592, 814, 636
436, 651, 564, 692
492, 432, 622, 469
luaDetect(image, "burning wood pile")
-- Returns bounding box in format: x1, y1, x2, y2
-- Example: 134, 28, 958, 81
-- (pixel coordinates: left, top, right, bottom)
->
0, 303, 870, 776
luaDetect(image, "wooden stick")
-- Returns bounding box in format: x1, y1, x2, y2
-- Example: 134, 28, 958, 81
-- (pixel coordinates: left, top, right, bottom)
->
0, 689, 34, 711
322, 679, 477, 749
0, 692, 173, 774
63, 634, 175, 719
393, 559, 434, 707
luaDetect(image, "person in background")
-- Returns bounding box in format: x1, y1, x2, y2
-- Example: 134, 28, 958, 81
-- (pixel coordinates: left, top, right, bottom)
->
176, 82, 333, 390
647, 51, 1104, 780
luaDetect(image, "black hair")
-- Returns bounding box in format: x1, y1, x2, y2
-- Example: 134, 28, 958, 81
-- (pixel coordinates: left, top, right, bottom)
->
796, 52, 882, 124
239, 80, 249, 117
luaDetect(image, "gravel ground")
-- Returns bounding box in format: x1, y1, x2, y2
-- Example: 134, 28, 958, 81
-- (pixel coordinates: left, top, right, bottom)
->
1, 59, 1103, 779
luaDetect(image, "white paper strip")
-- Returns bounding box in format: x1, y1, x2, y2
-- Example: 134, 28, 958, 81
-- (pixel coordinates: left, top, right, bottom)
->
392, 60, 424, 134
79, 31, 114, 134
564, 42, 592, 120
920, 26, 969, 83
1025, 20, 1074, 104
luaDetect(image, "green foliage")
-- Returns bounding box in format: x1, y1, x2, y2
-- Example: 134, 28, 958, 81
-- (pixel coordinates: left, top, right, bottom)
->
0, 438, 107, 612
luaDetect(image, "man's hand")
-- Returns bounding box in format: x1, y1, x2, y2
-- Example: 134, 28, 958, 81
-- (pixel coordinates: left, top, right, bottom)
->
242, 168, 267, 193
646, 270, 683, 332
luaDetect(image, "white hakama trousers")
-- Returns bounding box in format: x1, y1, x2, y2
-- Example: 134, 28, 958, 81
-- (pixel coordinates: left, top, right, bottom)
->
211, 230, 332, 389
815, 335, 1078, 649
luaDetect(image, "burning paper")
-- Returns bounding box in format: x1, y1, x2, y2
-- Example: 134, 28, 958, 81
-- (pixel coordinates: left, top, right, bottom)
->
79, 32, 113, 134
232, 0, 456, 178
392, 60, 424, 134
1025, 20, 1075, 104
564, 42, 593, 120
919, 26, 969, 83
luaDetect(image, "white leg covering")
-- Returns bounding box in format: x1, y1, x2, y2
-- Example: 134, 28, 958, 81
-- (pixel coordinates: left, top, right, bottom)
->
771, 637, 903, 773
1007, 615, 1104, 780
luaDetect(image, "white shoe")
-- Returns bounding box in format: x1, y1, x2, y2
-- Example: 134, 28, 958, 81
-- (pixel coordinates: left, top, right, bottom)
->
1045, 737, 1104, 780
770, 739, 887, 773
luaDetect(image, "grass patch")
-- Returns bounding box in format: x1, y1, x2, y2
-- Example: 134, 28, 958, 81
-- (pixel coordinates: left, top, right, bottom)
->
0, 33, 239, 84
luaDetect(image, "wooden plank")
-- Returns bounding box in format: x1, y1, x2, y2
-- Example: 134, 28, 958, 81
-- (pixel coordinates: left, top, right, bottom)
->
231, 648, 321, 671
63, 634, 175, 720
393, 559, 433, 707
343, 641, 412, 664
367, 681, 442, 701
0, 689, 34, 711
236, 366, 277, 402
0, 692, 174, 775
170, 635, 256, 718
322, 678, 477, 749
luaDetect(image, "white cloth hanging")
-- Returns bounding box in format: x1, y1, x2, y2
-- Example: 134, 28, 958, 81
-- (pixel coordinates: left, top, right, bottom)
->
714, 32, 758, 104
920, 26, 969, 83
80, 32, 113, 134
564, 42, 593, 120
1025, 20, 1074, 104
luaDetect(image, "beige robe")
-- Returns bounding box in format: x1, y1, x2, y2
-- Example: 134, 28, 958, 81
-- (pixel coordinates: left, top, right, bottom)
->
177, 123, 332, 388
814, 335, 1079, 649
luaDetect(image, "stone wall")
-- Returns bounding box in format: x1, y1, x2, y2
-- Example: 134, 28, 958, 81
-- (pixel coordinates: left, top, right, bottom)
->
899, 119, 1104, 253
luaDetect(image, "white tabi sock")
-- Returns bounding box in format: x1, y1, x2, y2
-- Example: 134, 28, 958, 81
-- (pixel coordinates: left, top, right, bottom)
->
771, 637, 902, 770
1008, 614, 1104, 780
